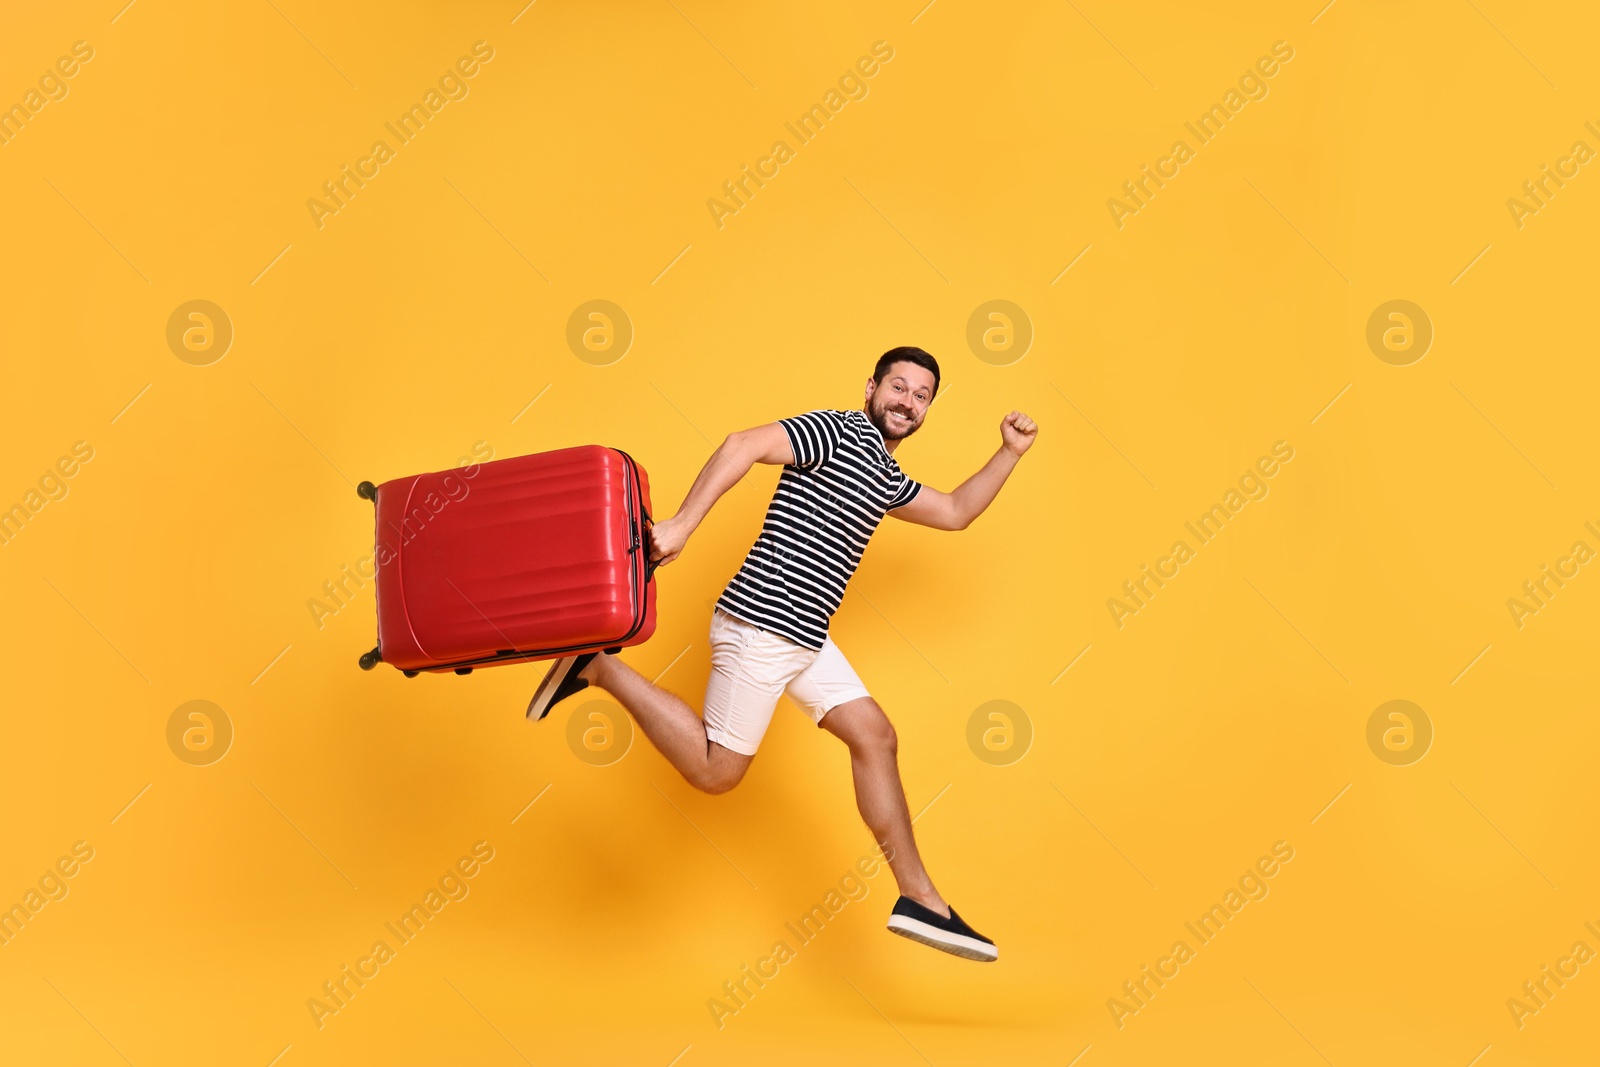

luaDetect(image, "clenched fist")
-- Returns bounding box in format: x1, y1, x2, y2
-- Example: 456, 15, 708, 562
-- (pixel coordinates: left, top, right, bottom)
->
1000, 411, 1038, 456
647, 513, 691, 568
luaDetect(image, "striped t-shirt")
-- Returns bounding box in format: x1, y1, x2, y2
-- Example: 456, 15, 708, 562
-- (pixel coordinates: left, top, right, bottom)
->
715, 408, 924, 650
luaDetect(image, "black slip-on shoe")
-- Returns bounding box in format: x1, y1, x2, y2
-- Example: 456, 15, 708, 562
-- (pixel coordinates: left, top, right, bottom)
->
886, 896, 998, 962
526, 652, 598, 721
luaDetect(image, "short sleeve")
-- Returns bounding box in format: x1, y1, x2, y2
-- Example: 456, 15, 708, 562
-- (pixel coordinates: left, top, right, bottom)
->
779, 409, 844, 470
887, 474, 923, 510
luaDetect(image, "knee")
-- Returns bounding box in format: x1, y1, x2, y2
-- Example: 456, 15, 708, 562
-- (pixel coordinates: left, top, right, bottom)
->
694, 774, 738, 796
849, 702, 897, 757
875, 718, 898, 758
691, 763, 746, 795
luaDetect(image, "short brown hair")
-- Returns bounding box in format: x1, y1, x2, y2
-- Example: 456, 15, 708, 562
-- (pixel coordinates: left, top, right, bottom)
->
873, 346, 939, 397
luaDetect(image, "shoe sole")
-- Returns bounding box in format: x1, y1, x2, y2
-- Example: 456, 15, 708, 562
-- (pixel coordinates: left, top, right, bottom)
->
886, 915, 999, 962
526, 657, 580, 721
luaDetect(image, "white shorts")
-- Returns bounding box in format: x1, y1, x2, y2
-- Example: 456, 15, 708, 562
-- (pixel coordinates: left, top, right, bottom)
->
702, 608, 872, 756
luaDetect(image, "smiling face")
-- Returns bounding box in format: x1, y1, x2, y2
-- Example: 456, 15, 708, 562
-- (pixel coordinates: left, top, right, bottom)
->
864, 361, 937, 444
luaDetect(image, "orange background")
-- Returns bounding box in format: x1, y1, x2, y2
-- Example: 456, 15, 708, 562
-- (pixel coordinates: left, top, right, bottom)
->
2, 1, 1597, 1064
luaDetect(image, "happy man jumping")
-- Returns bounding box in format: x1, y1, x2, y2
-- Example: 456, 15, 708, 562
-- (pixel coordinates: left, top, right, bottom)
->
527, 346, 1038, 962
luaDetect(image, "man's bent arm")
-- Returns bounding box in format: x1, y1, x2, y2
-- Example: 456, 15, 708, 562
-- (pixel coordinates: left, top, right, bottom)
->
892, 409, 1037, 531
894, 446, 1019, 531
673, 424, 791, 531
648, 423, 794, 565
948, 445, 1023, 527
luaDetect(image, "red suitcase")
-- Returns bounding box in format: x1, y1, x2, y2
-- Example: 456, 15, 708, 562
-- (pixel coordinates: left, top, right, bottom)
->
354, 445, 659, 675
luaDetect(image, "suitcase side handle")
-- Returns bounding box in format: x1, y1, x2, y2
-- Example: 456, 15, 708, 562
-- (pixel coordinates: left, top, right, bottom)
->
640, 505, 661, 582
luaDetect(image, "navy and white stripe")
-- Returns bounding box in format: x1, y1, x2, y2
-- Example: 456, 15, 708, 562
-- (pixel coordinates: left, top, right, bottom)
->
716, 409, 923, 650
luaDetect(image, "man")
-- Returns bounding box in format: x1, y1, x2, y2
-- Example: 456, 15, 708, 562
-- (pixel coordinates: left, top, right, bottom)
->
527, 346, 1037, 962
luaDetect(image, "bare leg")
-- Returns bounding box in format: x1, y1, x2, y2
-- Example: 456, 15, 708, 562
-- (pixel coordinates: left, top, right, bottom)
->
578, 655, 751, 794
818, 696, 949, 917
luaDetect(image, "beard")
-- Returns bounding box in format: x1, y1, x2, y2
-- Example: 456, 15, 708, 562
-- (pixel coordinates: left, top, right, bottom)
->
867, 395, 923, 441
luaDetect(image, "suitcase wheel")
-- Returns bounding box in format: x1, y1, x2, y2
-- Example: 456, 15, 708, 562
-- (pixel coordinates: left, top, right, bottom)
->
455, 667, 473, 675
403, 670, 419, 678
356, 481, 376, 501
358, 647, 381, 671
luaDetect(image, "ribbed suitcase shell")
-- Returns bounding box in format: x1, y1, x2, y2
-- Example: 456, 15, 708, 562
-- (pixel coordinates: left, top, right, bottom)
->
370, 445, 656, 673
